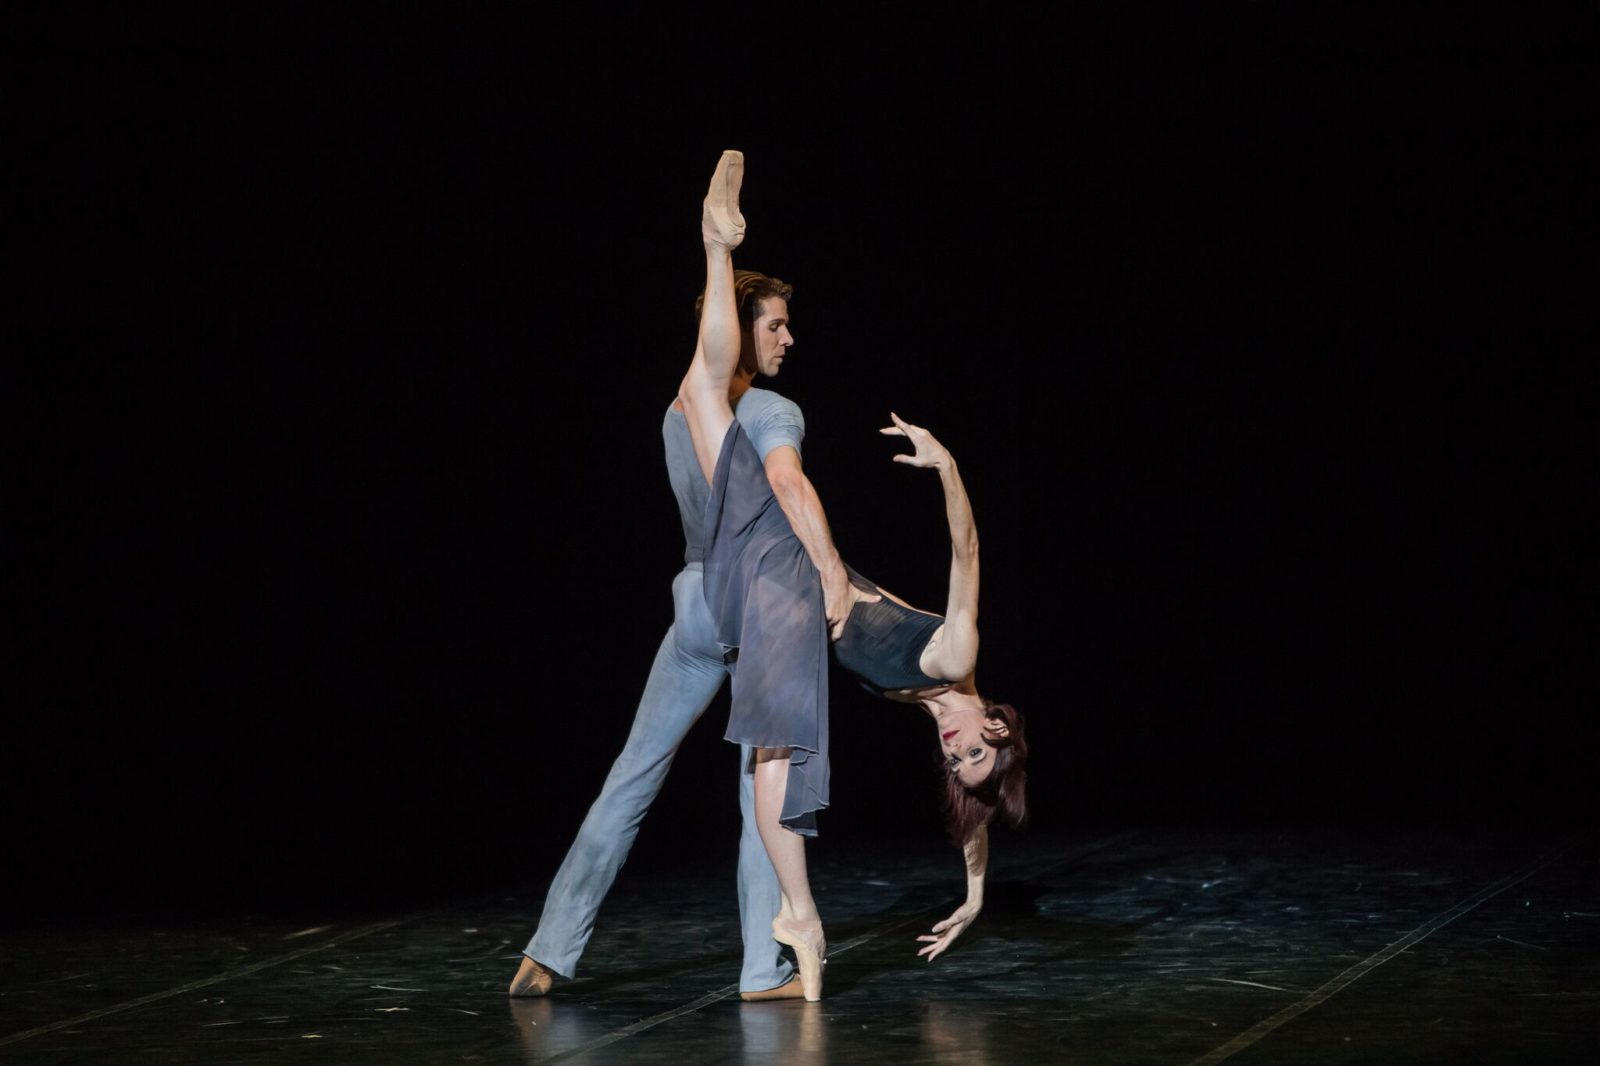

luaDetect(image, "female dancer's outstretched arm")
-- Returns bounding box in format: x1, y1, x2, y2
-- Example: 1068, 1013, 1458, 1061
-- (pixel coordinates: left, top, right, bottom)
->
882, 413, 995, 961
880, 413, 981, 681
917, 825, 988, 960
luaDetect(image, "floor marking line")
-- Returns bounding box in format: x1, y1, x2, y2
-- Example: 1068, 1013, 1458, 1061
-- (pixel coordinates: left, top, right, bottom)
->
0, 917, 418, 1047
1187, 842, 1573, 1066
539, 986, 742, 1063
539, 832, 1133, 1063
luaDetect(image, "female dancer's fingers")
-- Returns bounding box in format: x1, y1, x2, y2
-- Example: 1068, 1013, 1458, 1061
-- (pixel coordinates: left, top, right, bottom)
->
891, 411, 926, 435
879, 425, 906, 435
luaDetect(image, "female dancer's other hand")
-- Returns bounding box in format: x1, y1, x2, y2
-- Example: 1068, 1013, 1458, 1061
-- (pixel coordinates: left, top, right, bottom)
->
916, 899, 981, 961
880, 412, 951, 471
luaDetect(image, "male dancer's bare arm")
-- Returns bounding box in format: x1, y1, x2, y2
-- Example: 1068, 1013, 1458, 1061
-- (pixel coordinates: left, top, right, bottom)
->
764, 445, 855, 640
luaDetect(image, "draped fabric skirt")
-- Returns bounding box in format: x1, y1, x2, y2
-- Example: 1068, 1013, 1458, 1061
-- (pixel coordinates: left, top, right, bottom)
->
702, 422, 829, 836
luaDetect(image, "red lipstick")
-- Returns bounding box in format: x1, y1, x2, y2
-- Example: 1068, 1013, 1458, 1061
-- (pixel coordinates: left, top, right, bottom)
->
941, 729, 959, 741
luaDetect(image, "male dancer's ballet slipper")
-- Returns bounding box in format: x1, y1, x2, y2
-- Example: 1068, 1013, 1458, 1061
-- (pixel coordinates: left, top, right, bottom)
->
771, 916, 826, 1002
508, 955, 554, 997
702, 148, 746, 250
739, 973, 807, 1002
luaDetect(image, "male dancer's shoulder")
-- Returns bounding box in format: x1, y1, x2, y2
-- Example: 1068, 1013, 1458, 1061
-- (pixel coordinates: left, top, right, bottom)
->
735, 387, 805, 462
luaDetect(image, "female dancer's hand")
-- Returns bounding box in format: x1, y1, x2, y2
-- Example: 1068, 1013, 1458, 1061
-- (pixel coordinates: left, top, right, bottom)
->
916, 899, 981, 961
880, 412, 952, 471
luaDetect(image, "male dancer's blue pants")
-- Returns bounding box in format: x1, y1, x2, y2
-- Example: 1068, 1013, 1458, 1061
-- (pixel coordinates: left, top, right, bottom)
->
525, 563, 794, 993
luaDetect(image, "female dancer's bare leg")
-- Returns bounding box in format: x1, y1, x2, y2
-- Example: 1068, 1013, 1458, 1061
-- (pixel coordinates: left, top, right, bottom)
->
681, 150, 825, 1000
753, 747, 826, 1000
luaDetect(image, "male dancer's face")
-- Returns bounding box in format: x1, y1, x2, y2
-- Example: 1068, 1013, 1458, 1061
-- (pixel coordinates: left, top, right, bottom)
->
743, 296, 794, 378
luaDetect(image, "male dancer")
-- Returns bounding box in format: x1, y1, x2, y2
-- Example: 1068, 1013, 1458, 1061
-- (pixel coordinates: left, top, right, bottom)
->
511, 166, 851, 1000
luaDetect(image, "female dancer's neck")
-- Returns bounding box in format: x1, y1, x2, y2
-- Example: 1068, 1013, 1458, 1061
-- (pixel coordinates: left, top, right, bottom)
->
920, 685, 983, 720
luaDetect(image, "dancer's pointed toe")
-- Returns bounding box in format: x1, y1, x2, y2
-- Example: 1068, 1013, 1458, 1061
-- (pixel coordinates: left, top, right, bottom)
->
703, 149, 747, 248
771, 917, 826, 1001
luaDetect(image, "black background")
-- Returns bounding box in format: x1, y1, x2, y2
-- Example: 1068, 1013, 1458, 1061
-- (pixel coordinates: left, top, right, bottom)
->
11, 6, 1590, 920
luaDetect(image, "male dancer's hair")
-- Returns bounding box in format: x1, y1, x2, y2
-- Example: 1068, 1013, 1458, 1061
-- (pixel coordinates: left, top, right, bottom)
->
695, 269, 794, 329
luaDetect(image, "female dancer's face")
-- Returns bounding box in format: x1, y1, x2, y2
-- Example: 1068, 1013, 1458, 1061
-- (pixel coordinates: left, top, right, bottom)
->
943, 713, 1010, 788
744, 296, 794, 378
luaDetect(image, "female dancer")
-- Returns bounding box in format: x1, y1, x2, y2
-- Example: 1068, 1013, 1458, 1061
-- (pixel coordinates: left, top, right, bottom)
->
682, 150, 836, 1000
837, 412, 1028, 963
682, 151, 1028, 995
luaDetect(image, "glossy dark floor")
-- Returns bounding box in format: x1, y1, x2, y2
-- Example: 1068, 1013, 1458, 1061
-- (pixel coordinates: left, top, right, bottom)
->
3, 826, 1595, 1064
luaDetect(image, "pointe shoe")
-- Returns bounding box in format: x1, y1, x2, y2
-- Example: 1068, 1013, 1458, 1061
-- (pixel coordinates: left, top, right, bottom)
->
771, 917, 826, 1002
508, 955, 554, 997
739, 973, 807, 1002
702, 149, 746, 250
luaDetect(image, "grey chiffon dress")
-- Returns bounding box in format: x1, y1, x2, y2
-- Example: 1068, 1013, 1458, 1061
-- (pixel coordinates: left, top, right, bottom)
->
703, 421, 829, 836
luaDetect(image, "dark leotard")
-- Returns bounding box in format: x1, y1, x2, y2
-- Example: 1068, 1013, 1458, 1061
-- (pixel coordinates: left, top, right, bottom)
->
834, 567, 947, 695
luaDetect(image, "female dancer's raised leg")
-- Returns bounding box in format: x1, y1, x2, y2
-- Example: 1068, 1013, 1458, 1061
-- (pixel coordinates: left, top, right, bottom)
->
681, 150, 826, 1000
679, 148, 745, 485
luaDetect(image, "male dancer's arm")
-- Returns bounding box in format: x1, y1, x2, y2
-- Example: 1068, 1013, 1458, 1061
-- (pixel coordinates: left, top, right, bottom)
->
764, 445, 854, 640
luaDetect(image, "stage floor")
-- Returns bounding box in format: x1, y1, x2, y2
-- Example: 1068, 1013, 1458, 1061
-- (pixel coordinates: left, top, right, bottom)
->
3, 825, 1594, 1064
